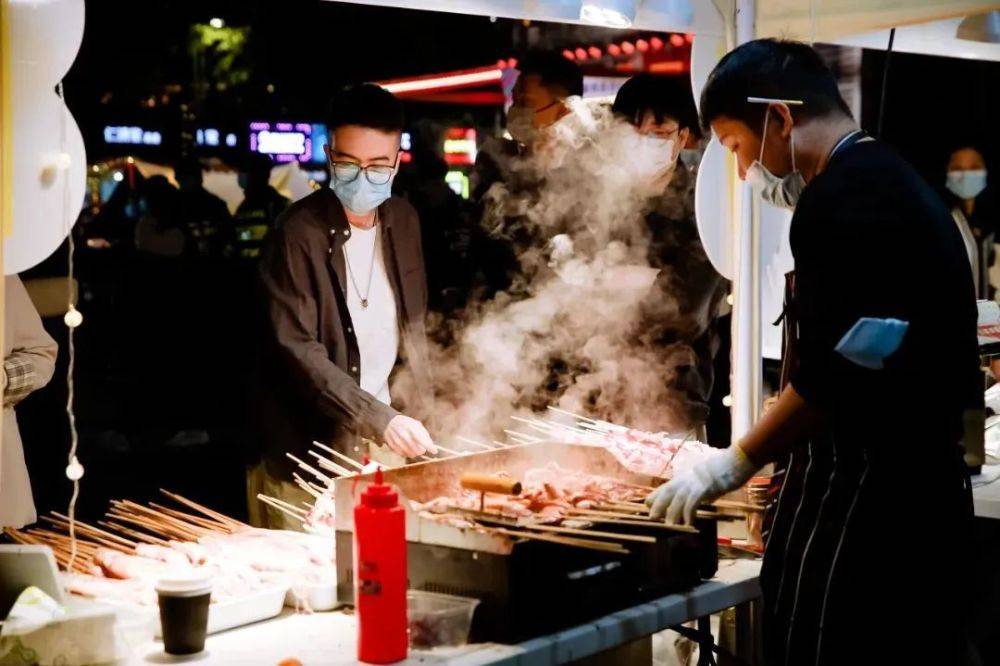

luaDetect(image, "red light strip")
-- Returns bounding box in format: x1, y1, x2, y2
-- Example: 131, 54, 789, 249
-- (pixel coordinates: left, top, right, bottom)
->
380, 67, 503, 95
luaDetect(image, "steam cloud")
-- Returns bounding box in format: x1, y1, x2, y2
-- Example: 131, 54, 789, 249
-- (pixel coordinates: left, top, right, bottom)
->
393, 99, 702, 442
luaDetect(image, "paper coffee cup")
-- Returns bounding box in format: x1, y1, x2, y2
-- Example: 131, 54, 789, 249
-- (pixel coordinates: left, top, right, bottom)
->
156, 574, 212, 655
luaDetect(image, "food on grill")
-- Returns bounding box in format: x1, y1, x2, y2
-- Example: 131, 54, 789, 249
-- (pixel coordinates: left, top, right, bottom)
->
413, 462, 648, 525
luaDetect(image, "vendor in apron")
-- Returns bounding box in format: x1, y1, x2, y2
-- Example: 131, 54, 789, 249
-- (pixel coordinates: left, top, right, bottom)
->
647, 39, 979, 665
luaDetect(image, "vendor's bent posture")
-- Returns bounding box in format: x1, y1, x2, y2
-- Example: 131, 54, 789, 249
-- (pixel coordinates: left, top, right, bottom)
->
647, 40, 978, 665
250, 84, 435, 529
1, 276, 58, 528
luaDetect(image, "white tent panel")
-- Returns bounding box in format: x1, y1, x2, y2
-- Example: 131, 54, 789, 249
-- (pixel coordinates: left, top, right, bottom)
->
324, 0, 726, 36
831, 16, 1000, 62
756, 0, 1000, 43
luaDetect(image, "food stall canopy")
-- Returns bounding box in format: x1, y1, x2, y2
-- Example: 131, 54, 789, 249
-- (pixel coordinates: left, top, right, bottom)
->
829, 13, 1000, 61
325, 0, 726, 36
756, 0, 1000, 45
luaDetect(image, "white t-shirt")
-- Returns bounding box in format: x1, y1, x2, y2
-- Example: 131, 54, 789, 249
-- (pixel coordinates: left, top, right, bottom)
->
343, 223, 399, 405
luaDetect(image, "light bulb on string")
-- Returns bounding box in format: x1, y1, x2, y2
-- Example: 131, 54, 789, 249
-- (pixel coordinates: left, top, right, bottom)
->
66, 456, 84, 481
64, 305, 83, 328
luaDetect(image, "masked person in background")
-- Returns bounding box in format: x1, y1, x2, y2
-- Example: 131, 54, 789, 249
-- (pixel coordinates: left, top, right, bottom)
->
250, 84, 435, 529
232, 154, 289, 261
646, 40, 978, 665
1, 276, 58, 528
612, 74, 728, 442
945, 145, 996, 299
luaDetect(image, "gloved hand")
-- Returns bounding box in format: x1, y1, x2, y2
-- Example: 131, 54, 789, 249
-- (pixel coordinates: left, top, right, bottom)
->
645, 445, 759, 525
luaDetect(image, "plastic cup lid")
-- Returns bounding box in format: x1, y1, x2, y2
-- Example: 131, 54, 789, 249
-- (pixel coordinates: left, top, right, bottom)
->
155, 573, 212, 596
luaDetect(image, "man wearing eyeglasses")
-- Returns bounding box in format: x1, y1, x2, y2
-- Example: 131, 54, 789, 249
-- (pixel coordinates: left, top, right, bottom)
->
249, 84, 435, 528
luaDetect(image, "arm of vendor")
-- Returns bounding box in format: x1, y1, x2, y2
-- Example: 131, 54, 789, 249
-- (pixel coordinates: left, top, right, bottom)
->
258, 83, 436, 461
648, 39, 979, 525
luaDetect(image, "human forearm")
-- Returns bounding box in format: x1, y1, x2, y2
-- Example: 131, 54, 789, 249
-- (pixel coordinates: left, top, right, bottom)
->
736, 384, 816, 465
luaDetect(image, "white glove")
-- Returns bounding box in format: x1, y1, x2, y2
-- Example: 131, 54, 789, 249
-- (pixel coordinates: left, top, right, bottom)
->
383, 415, 438, 458
645, 445, 759, 525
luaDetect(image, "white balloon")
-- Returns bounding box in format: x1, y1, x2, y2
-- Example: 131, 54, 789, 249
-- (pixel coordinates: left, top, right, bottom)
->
5, 0, 87, 275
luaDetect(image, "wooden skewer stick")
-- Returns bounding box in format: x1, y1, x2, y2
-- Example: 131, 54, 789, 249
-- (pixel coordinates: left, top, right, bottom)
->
284, 454, 336, 485
710, 499, 765, 513
293, 473, 324, 499
107, 510, 199, 542
565, 510, 699, 534
503, 429, 539, 443
98, 520, 169, 545
256, 494, 307, 523
431, 442, 463, 457
308, 450, 355, 477
115, 500, 213, 535
492, 441, 510, 448
545, 405, 603, 425
257, 493, 309, 516
44, 514, 138, 548
112, 501, 209, 539
520, 523, 656, 544
148, 503, 233, 534
455, 436, 496, 451
312, 441, 365, 470
483, 526, 630, 554
159, 490, 249, 530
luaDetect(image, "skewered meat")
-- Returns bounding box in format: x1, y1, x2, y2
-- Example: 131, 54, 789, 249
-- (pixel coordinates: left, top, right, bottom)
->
94, 548, 173, 580
135, 543, 192, 568
413, 462, 648, 527
168, 540, 208, 565
554, 426, 716, 478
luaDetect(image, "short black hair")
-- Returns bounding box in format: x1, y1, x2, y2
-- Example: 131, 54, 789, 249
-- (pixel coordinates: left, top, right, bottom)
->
518, 50, 584, 98
700, 39, 851, 133
612, 74, 698, 132
328, 83, 405, 134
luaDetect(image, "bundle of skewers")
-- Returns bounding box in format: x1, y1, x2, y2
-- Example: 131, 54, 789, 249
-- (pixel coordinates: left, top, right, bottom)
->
3, 490, 335, 607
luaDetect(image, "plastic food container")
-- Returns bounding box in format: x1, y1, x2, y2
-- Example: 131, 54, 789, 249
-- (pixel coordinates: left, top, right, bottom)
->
406, 591, 480, 648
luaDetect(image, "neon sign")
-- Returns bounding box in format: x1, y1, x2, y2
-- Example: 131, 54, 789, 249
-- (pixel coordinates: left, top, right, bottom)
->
103, 125, 162, 146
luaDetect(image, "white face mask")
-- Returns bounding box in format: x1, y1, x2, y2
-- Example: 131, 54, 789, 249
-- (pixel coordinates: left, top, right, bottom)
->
506, 105, 537, 145
629, 135, 677, 183
745, 111, 805, 210
946, 169, 987, 201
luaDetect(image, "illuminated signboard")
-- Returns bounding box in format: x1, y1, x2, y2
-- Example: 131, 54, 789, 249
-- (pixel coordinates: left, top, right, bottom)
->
196, 128, 238, 148
443, 128, 476, 167
248, 121, 328, 163
104, 125, 162, 146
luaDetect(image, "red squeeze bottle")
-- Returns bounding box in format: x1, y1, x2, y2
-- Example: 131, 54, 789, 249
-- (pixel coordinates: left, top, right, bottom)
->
354, 467, 408, 663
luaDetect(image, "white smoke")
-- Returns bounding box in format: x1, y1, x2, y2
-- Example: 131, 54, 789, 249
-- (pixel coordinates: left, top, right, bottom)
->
394, 98, 699, 442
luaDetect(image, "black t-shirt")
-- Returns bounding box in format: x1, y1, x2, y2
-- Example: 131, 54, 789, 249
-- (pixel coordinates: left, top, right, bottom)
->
788, 139, 980, 453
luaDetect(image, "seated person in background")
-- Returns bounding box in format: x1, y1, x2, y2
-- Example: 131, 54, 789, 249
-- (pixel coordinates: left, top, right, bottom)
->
944, 144, 996, 299
612, 74, 728, 440
1, 276, 58, 528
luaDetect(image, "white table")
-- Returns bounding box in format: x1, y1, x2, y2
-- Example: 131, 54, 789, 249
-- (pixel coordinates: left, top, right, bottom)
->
973, 466, 1000, 520
131, 559, 761, 665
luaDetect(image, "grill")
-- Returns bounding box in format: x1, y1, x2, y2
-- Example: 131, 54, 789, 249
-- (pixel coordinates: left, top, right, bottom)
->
334, 441, 717, 643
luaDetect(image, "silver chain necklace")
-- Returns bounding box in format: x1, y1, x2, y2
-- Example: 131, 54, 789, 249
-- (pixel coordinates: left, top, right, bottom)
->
342, 212, 378, 309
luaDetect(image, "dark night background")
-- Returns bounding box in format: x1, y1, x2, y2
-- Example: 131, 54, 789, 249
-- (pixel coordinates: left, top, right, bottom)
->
17, 0, 1000, 525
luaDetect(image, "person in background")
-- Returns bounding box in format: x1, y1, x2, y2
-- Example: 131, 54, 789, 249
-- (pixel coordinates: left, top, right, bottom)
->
134, 175, 184, 258
646, 39, 978, 665
174, 157, 232, 260
232, 154, 289, 261
251, 84, 436, 529
945, 145, 996, 299
471, 51, 585, 297
612, 74, 728, 442
1, 276, 58, 528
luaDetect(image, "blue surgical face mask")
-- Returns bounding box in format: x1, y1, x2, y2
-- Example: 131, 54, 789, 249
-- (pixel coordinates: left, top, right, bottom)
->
946, 169, 987, 201
330, 167, 394, 215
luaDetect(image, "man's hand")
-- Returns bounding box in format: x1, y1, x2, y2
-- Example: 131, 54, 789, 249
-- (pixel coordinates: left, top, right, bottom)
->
645, 445, 759, 525
383, 415, 438, 458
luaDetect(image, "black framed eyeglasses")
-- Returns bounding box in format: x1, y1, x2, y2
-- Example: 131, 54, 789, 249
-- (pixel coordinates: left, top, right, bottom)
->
330, 155, 399, 186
